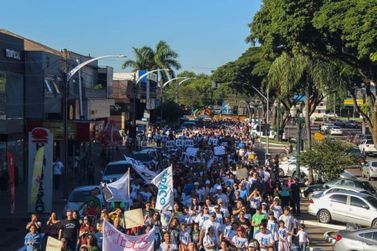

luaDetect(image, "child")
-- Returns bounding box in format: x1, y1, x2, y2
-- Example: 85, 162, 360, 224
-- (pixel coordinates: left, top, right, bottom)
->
278, 220, 290, 251
179, 223, 191, 251
295, 224, 309, 251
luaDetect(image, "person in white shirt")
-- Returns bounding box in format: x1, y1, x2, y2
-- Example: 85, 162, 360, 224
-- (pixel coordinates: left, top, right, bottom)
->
217, 198, 230, 218
269, 197, 283, 220
201, 213, 223, 246
231, 227, 248, 251
202, 227, 218, 251
223, 221, 238, 243
295, 223, 309, 251
53, 158, 64, 190
160, 232, 178, 251
278, 207, 296, 247
179, 223, 191, 250
254, 224, 274, 251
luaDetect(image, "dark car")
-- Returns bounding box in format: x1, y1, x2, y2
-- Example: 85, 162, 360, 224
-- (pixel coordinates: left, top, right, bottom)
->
303, 178, 376, 198
334, 120, 346, 127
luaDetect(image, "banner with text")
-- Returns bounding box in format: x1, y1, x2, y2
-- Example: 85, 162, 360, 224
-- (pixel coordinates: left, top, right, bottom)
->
103, 220, 155, 251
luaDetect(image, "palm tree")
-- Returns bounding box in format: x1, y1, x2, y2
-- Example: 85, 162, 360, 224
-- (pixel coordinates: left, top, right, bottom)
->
123, 41, 181, 81
267, 52, 341, 183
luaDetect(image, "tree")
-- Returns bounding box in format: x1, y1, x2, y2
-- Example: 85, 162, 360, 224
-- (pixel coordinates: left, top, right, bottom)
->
299, 139, 357, 182
123, 41, 181, 80
249, 0, 377, 146
160, 101, 183, 124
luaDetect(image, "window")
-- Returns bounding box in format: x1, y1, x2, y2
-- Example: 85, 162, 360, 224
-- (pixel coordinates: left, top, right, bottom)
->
360, 231, 377, 241
350, 197, 368, 209
341, 180, 355, 187
0, 72, 5, 117
44, 79, 61, 95
329, 194, 347, 204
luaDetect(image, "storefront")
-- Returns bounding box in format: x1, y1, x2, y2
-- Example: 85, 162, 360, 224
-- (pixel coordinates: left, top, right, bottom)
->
0, 31, 25, 190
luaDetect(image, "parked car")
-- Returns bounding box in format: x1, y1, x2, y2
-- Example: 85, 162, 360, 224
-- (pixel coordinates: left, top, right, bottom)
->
329, 126, 343, 135
64, 185, 105, 216
102, 160, 135, 183
333, 227, 377, 251
321, 123, 334, 132
311, 185, 374, 199
362, 161, 377, 181
279, 157, 311, 179
303, 178, 376, 198
359, 138, 377, 156
308, 191, 377, 226
347, 147, 366, 167
334, 120, 346, 127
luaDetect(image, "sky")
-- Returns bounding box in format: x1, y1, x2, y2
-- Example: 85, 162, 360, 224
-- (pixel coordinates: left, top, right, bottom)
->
0, 0, 261, 74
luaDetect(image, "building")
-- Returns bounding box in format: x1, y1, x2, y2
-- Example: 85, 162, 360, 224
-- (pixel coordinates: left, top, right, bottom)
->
0, 29, 115, 195
0, 31, 25, 188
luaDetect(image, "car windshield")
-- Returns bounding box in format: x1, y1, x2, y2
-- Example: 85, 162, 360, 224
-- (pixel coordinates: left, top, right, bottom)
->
350, 148, 361, 155
104, 164, 132, 175
129, 152, 151, 162
325, 179, 338, 186
365, 196, 377, 209
371, 162, 377, 167
366, 139, 374, 144
69, 190, 94, 202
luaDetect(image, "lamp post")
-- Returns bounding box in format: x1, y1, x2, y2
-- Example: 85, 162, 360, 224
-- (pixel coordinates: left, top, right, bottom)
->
159, 77, 188, 125
290, 106, 305, 179
174, 77, 195, 103
251, 86, 270, 156
63, 54, 125, 197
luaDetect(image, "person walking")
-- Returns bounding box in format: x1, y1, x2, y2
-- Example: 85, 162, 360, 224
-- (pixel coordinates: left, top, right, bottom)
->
53, 157, 63, 190
24, 225, 42, 251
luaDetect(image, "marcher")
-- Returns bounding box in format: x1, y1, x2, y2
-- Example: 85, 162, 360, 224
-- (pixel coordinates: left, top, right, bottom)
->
53, 157, 64, 190
24, 225, 42, 251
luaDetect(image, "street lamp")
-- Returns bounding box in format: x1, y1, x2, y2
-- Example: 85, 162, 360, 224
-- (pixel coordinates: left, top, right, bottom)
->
63, 54, 125, 197
290, 105, 305, 180
175, 77, 196, 103
251, 86, 270, 156
159, 77, 188, 125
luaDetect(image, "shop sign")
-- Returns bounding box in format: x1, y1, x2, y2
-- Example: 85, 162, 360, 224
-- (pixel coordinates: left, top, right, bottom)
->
5, 49, 21, 60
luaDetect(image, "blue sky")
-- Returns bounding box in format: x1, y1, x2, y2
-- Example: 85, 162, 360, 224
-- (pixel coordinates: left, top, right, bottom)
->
0, 0, 261, 74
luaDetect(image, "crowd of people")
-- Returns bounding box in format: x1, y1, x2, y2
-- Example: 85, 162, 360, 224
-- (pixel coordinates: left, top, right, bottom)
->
25, 120, 309, 251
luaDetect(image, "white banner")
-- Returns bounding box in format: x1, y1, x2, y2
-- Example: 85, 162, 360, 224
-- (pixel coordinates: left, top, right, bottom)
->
186, 147, 199, 157
165, 140, 175, 148
175, 139, 184, 147
103, 220, 155, 251
123, 156, 157, 183
214, 145, 226, 156
151, 166, 173, 211
184, 139, 194, 147
103, 172, 130, 202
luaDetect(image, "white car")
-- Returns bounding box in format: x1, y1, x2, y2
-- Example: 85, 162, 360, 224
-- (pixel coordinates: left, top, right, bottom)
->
329, 126, 343, 135
64, 185, 105, 216
311, 185, 374, 199
321, 123, 334, 132
359, 139, 377, 156
362, 161, 377, 181
279, 157, 313, 179
308, 191, 377, 227
102, 160, 134, 183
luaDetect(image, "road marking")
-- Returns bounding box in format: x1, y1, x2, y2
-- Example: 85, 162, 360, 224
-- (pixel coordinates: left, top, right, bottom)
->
299, 220, 346, 230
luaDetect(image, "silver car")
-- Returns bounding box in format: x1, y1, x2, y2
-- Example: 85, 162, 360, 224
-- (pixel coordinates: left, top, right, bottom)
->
333, 227, 377, 251
308, 191, 377, 227
64, 185, 105, 216
362, 161, 377, 181
311, 185, 374, 199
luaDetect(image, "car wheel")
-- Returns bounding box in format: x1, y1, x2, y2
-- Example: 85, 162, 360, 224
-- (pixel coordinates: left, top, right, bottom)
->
318, 209, 331, 224
371, 219, 377, 227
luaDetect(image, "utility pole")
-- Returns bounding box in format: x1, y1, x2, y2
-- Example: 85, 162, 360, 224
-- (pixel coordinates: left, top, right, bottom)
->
62, 49, 69, 198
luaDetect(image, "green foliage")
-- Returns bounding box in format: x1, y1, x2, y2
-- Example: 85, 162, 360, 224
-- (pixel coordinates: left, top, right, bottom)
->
298, 139, 357, 181
212, 47, 271, 98
160, 101, 183, 123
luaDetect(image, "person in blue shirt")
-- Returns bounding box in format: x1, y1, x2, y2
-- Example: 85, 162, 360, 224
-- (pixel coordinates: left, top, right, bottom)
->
24, 225, 42, 251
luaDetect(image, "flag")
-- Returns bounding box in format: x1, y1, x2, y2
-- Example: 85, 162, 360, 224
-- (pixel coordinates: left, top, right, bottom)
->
103, 220, 155, 251
103, 170, 130, 202
6, 151, 15, 214
31, 147, 44, 209
151, 166, 173, 211
123, 155, 157, 183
